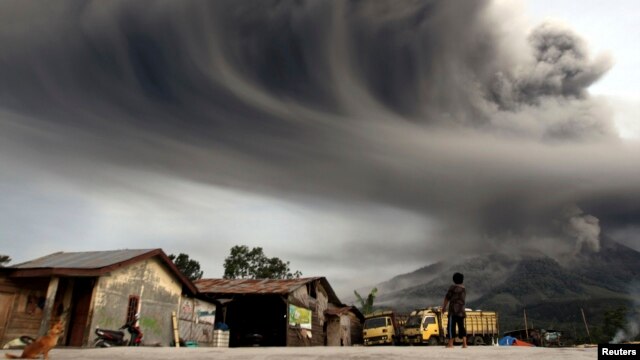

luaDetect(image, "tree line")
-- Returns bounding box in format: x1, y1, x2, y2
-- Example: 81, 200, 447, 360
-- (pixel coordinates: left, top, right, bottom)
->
167, 245, 302, 282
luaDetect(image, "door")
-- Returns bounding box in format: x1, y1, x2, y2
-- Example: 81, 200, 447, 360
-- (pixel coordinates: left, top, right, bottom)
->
0, 292, 16, 342
326, 316, 341, 346
67, 278, 95, 346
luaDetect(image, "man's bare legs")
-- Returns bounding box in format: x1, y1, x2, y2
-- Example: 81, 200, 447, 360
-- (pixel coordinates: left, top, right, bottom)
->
446, 337, 469, 348
446, 338, 454, 348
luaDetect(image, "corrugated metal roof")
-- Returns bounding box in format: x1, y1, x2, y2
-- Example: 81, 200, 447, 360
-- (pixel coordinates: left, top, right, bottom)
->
325, 307, 352, 316
194, 277, 324, 295
12, 249, 159, 269
325, 306, 365, 321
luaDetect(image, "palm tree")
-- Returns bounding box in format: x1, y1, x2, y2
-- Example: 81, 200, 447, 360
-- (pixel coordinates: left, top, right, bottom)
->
354, 287, 378, 315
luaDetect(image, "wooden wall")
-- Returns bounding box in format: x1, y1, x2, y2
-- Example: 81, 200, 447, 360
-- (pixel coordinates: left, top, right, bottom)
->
0, 276, 49, 345
287, 303, 326, 346
348, 312, 363, 345
178, 296, 217, 346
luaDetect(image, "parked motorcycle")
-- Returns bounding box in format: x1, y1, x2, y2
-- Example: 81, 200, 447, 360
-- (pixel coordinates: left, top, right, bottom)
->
93, 315, 143, 347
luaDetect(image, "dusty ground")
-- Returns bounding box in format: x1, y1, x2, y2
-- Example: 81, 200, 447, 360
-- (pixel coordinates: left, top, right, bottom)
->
1, 345, 597, 359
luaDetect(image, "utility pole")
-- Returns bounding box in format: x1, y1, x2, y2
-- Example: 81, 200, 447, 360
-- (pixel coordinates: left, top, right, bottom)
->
580, 308, 592, 344
524, 308, 529, 339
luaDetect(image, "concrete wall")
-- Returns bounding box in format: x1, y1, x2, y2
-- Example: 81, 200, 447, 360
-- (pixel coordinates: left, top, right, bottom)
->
89, 257, 182, 346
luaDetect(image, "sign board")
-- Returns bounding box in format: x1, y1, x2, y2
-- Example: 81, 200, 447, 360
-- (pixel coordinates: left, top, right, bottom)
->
289, 304, 312, 329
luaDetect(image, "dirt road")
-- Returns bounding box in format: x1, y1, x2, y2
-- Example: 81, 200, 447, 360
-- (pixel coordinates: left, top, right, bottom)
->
2, 345, 597, 359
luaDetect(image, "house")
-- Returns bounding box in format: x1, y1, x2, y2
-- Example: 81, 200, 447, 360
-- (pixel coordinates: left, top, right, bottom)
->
195, 277, 363, 347
324, 305, 364, 346
0, 249, 215, 347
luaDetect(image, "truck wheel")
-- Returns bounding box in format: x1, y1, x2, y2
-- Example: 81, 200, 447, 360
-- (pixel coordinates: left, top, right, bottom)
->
473, 336, 485, 346
428, 337, 438, 346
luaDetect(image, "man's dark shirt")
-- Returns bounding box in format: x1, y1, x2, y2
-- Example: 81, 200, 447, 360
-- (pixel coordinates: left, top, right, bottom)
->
445, 284, 466, 317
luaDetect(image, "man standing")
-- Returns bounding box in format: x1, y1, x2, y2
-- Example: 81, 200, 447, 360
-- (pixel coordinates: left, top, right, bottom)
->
442, 272, 467, 348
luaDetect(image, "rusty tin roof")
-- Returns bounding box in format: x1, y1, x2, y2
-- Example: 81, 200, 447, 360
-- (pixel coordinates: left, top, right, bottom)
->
194, 277, 321, 294
12, 249, 158, 269
195, 277, 341, 304
325, 306, 365, 322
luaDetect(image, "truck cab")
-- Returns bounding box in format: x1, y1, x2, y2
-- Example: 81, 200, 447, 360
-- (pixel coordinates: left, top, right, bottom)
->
402, 309, 441, 345
401, 307, 499, 346
362, 311, 399, 345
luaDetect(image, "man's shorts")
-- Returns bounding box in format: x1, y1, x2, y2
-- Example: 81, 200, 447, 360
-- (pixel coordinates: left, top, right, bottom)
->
448, 314, 467, 339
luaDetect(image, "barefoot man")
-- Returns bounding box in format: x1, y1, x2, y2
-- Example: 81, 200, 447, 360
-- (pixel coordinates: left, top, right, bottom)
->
442, 272, 467, 348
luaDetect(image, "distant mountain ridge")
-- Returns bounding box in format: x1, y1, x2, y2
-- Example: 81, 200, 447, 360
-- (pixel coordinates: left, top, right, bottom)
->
369, 236, 640, 335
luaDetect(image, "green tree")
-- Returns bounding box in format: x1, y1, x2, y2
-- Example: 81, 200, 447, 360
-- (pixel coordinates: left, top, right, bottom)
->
168, 253, 204, 281
223, 245, 302, 279
354, 287, 378, 315
0, 254, 10, 267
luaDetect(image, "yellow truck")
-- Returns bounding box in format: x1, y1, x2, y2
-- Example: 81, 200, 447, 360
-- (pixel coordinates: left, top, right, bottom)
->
362, 310, 401, 345
402, 307, 498, 346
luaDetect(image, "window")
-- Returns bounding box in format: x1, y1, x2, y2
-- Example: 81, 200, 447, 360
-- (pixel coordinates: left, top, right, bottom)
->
25, 293, 45, 315
307, 283, 317, 299
405, 315, 421, 328
364, 317, 387, 329
126, 295, 140, 324
423, 316, 436, 325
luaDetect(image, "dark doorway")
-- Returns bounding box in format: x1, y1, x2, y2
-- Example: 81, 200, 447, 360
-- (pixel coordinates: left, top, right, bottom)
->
66, 278, 95, 346
226, 295, 287, 347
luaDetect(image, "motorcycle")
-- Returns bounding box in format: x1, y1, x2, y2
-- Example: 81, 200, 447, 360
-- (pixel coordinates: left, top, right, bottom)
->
93, 315, 143, 347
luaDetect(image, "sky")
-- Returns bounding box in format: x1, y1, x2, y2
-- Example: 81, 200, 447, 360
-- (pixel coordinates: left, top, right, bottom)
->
0, 0, 638, 298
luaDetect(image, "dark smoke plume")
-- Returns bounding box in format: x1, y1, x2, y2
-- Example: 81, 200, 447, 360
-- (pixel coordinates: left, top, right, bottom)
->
0, 1, 638, 283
